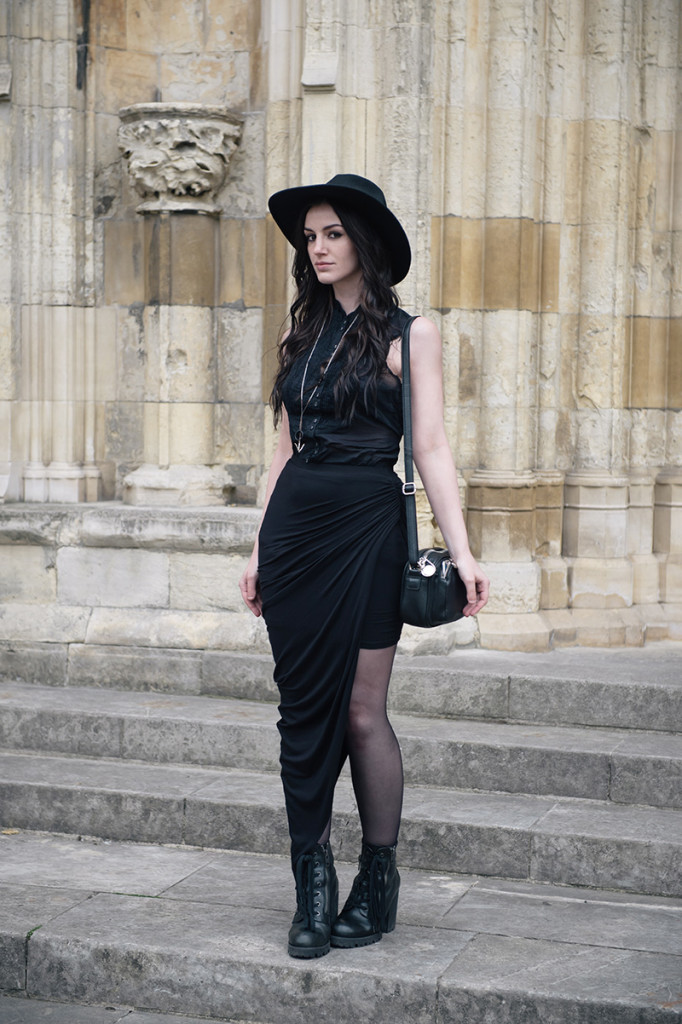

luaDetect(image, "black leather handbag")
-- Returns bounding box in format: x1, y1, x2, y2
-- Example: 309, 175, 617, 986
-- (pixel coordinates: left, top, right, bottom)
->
399, 316, 467, 628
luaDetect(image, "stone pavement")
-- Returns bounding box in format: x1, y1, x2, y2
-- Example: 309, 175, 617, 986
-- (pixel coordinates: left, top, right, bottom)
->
1, 831, 682, 1023
0, 994, 251, 1024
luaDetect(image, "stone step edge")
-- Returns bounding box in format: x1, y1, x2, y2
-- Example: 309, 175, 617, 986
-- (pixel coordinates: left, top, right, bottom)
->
2, 642, 682, 733
1, 752, 681, 897
1, 681, 679, 809
4, 877, 681, 1024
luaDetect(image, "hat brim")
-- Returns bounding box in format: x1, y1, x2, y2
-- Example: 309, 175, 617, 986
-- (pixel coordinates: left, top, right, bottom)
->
268, 183, 411, 285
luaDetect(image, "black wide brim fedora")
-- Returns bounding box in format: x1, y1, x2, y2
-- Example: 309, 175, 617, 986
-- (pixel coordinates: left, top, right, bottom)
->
268, 173, 411, 285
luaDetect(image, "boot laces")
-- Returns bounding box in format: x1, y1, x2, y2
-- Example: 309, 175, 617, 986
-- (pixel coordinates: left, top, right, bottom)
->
294, 849, 325, 925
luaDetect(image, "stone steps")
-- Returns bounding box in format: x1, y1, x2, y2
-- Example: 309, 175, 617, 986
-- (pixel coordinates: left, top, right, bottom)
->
1, 645, 681, 1021
2, 831, 682, 1024
2, 748, 682, 896
0, 682, 680, 808
4, 643, 682, 732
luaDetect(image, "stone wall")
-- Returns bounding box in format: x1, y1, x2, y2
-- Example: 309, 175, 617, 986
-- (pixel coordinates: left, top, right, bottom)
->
0, 1, 680, 650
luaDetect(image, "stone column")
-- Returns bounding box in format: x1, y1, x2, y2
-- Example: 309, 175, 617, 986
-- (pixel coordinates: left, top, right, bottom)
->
562, 0, 636, 610
0, 5, 11, 501
532, 0, 582, 611
652, 1, 682, 612
300, 0, 340, 181
117, 102, 243, 505
465, 0, 543, 621
13, 0, 98, 502
625, 0, 681, 611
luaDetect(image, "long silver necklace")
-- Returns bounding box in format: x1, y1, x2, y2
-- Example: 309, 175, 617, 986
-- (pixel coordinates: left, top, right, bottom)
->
294, 313, 358, 453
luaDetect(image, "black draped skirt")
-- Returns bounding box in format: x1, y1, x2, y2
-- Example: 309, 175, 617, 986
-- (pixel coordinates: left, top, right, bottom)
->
258, 458, 406, 863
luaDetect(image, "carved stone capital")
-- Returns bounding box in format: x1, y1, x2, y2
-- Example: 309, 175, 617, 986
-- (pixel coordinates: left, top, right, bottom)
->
118, 103, 243, 214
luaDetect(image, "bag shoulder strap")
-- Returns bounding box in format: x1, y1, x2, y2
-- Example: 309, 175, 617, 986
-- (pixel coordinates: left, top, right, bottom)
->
401, 315, 420, 566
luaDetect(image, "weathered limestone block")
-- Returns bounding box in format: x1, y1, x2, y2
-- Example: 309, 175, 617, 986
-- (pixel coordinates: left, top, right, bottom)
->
478, 311, 536, 472
161, 51, 251, 109
68, 644, 203, 694
91, 307, 119, 403
543, 608, 632, 648
214, 403, 264, 466
241, 218, 267, 308
57, 548, 169, 608
627, 472, 657, 554
122, 464, 233, 508
477, 612, 552, 653
72, 504, 259, 552
467, 474, 537, 562
563, 474, 629, 559
631, 554, 660, 606
103, 221, 146, 306
0, 640, 68, 686
654, 471, 682, 554
567, 557, 634, 609
169, 552, 246, 612
660, 556, 682, 604
538, 556, 569, 610
0, 603, 91, 644
85, 606, 270, 653
629, 318, 669, 408
216, 308, 263, 405
100, 50, 158, 115
167, 403, 215, 464
141, 306, 215, 402
397, 615, 479, 657
481, 561, 541, 614
535, 472, 564, 556
0, 306, 12, 402
0, 545, 56, 604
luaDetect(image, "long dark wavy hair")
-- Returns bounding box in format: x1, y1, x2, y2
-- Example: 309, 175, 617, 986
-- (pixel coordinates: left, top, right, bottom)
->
270, 199, 401, 426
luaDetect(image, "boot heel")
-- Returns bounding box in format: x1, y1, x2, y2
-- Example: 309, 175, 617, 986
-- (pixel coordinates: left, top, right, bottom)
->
331, 841, 399, 947
381, 891, 399, 933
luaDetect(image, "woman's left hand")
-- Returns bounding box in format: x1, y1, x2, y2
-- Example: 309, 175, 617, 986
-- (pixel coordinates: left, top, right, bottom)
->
454, 551, 489, 617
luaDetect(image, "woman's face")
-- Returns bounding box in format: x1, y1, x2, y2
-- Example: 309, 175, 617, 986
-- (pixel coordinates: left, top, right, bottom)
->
303, 203, 362, 293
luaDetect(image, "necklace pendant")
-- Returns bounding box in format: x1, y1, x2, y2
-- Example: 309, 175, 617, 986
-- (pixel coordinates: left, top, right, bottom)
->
294, 431, 305, 454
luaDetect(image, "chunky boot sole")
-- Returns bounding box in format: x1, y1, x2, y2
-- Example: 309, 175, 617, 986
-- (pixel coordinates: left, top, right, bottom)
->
330, 930, 381, 949
288, 939, 331, 958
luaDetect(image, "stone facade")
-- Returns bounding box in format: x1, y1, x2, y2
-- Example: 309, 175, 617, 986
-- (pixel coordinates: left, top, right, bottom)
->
0, 0, 681, 650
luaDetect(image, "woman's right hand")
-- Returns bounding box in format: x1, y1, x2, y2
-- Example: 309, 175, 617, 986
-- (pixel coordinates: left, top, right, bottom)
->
239, 549, 262, 617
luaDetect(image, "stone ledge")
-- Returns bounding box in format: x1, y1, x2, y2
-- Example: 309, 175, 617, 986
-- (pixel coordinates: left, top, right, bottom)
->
0, 503, 260, 552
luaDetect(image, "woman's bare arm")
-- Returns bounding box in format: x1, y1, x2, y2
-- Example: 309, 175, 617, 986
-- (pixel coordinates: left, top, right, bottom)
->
406, 316, 489, 617
239, 407, 293, 616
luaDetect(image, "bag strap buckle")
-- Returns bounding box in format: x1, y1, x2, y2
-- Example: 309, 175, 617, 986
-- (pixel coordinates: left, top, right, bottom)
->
402, 481, 416, 496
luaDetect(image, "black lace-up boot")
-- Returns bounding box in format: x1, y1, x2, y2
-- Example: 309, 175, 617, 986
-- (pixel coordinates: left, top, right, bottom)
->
288, 842, 338, 958
330, 840, 400, 948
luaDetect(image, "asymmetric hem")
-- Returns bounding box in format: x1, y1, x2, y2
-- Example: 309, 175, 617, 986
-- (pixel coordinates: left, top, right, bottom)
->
258, 458, 406, 862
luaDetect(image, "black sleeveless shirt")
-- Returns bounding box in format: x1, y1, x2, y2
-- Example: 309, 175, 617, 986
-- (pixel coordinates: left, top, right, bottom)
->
281, 303, 411, 467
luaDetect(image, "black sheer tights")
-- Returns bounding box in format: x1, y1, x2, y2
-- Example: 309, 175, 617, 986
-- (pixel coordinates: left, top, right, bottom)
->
317, 645, 403, 847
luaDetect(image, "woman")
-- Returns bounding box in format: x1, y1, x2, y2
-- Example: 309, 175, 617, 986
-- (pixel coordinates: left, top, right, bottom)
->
239, 174, 488, 959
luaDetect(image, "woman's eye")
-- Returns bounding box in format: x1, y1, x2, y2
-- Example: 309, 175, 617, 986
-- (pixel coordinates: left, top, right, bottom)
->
305, 235, 315, 244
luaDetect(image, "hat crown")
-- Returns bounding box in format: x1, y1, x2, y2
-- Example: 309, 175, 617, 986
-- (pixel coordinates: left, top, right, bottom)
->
323, 174, 387, 209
